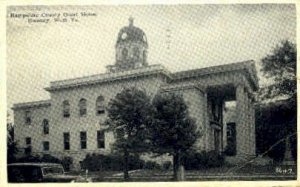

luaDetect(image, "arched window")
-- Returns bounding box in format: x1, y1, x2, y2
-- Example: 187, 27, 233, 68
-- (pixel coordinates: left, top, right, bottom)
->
122, 48, 128, 59
79, 98, 87, 116
63, 100, 70, 118
96, 96, 105, 115
43, 119, 49, 135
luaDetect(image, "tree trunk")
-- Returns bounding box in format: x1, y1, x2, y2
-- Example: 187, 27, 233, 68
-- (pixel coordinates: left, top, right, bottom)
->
173, 153, 178, 180
123, 148, 129, 181
173, 151, 185, 181
177, 164, 185, 181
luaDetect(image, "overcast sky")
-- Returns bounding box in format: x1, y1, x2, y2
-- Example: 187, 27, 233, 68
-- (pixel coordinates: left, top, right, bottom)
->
7, 4, 296, 112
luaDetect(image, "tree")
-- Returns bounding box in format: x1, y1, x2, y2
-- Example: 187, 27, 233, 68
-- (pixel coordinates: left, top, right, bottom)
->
106, 87, 153, 180
150, 93, 199, 181
7, 118, 19, 163
260, 40, 296, 102
257, 40, 297, 162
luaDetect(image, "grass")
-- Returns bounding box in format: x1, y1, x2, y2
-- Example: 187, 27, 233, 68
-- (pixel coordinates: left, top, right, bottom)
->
89, 164, 297, 182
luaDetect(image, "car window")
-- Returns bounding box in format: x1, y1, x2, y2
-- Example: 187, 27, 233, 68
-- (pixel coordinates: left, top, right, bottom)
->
42, 167, 64, 175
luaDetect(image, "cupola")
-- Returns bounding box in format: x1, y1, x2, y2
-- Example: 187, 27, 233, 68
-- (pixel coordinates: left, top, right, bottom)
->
107, 17, 148, 72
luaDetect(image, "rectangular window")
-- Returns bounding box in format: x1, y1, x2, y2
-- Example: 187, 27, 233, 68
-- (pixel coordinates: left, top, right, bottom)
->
63, 132, 70, 150
43, 120, 49, 135
225, 123, 236, 156
24, 111, 31, 125
80, 131, 87, 149
25, 137, 32, 155
43, 141, 49, 151
97, 130, 105, 149
25, 137, 31, 145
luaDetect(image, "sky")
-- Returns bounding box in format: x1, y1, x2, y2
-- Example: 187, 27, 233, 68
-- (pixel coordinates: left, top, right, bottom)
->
6, 4, 296, 114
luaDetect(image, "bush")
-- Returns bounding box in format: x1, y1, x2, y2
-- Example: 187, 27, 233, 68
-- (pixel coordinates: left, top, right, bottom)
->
143, 161, 161, 170
162, 161, 172, 170
62, 157, 73, 171
41, 154, 61, 163
16, 155, 42, 163
183, 150, 224, 170
128, 155, 145, 170
16, 154, 62, 164
81, 153, 145, 171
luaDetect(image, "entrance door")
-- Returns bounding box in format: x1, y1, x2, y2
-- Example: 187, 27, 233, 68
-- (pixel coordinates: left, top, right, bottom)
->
214, 129, 220, 153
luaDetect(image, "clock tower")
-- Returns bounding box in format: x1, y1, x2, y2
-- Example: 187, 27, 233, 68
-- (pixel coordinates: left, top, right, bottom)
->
107, 17, 148, 72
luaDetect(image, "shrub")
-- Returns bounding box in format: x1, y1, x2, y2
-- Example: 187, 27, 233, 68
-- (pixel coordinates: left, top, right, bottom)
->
183, 150, 224, 170
15, 154, 63, 164
41, 154, 61, 163
224, 143, 236, 156
16, 155, 42, 163
143, 161, 161, 170
206, 151, 224, 167
62, 157, 73, 171
162, 161, 172, 170
128, 155, 145, 170
81, 153, 145, 171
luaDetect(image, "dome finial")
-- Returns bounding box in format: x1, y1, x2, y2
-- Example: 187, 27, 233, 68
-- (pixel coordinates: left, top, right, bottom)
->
129, 16, 134, 26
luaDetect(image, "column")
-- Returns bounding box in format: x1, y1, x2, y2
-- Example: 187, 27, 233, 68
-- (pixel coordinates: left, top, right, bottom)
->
244, 91, 249, 154
235, 84, 247, 157
246, 91, 251, 155
203, 91, 210, 151
250, 96, 256, 155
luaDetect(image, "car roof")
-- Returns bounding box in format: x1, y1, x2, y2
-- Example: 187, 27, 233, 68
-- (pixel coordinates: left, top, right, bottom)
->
8, 163, 63, 167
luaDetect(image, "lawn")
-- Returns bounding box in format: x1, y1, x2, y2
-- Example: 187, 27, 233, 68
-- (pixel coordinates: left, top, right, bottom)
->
90, 164, 297, 182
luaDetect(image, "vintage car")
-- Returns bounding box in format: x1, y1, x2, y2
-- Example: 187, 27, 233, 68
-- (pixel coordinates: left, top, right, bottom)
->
8, 163, 87, 183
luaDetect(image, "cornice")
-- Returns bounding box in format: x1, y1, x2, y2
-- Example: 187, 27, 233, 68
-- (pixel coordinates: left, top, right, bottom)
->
172, 60, 259, 91
12, 100, 51, 110
45, 64, 172, 92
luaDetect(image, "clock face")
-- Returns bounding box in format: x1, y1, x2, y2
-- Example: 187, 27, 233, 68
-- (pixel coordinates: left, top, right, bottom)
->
121, 33, 127, 39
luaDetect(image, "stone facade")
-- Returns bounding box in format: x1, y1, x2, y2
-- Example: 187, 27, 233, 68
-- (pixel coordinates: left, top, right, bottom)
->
12, 19, 259, 170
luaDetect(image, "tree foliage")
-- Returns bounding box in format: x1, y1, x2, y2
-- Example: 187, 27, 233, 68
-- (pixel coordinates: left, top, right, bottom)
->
150, 92, 200, 180
7, 122, 18, 163
257, 40, 297, 162
107, 87, 153, 180
255, 101, 296, 162
260, 40, 296, 101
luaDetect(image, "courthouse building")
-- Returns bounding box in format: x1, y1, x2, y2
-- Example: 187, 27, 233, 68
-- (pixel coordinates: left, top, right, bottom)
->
13, 18, 259, 170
